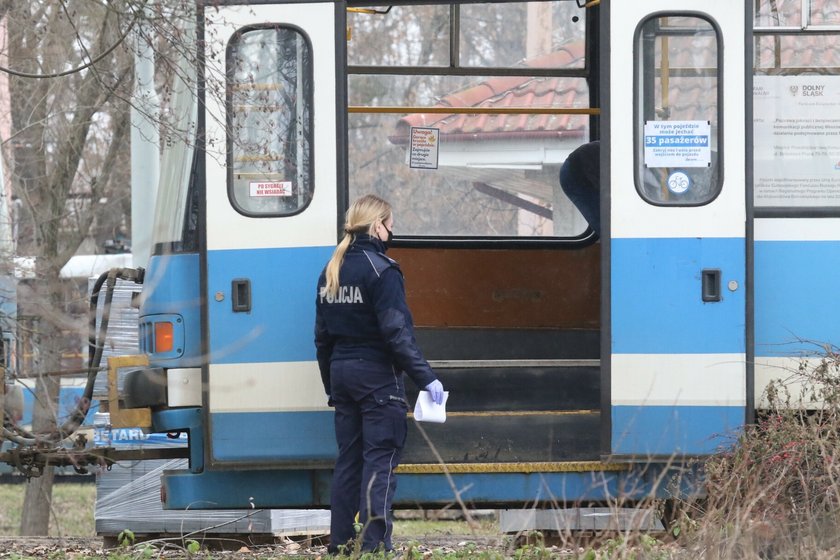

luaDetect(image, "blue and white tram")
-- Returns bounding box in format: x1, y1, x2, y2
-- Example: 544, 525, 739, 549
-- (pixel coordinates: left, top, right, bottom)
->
116, 0, 840, 510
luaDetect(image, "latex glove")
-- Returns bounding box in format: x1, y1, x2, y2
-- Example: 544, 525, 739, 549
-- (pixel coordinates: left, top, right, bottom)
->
424, 380, 444, 405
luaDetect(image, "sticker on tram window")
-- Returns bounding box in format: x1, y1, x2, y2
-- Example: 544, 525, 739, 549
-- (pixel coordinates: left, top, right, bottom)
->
249, 181, 293, 198
644, 120, 711, 168
667, 171, 691, 194
408, 126, 440, 170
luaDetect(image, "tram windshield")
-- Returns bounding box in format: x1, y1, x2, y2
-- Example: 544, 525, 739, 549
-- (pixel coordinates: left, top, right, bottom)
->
150, 18, 198, 252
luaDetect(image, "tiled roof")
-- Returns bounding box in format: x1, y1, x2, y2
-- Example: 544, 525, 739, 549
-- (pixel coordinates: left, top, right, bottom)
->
756, 34, 840, 69
395, 8, 840, 143
395, 42, 589, 143
753, 0, 840, 68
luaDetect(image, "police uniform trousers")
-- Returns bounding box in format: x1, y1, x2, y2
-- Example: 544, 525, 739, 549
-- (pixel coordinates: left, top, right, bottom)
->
328, 358, 408, 553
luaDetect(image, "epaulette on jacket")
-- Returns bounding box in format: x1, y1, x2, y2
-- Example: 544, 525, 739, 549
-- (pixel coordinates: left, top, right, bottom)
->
361, 250, 398, 278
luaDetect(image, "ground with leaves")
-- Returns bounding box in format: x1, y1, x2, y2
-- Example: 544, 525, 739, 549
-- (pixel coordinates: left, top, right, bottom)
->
0, 534, 601, 559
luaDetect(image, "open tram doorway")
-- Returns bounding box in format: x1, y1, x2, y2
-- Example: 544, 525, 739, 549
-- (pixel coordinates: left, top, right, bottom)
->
345, 1, 603, 464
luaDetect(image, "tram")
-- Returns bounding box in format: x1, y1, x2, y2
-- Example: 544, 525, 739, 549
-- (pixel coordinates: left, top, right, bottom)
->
27, 0, 840, 510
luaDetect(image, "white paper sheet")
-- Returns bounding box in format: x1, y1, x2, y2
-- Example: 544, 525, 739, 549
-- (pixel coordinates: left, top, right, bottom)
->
413, 391, 449, 423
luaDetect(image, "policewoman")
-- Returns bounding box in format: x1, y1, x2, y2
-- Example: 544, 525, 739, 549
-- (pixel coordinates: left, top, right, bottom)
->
314, 194, 444, 553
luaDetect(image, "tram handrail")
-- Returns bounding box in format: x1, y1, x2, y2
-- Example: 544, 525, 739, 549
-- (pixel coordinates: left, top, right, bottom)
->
348, 106, 600, 115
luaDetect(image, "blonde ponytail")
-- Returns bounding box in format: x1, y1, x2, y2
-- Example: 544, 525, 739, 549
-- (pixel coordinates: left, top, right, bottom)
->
324, 194, 392, 298
325, 234, 353, 298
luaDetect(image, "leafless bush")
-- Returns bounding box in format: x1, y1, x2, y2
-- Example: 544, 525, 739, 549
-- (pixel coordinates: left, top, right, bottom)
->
674, 349, 840, 559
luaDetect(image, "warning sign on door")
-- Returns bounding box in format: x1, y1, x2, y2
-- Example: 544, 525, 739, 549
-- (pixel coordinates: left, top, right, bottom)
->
249, 181, 292, 197
409, 127, 440, 170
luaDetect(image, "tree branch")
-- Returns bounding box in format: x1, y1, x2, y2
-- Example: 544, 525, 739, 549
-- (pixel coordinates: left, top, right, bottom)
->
59, 106, 130, 266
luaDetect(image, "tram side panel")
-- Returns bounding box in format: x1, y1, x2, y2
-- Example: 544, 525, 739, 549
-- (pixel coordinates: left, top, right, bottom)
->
754, 218, 840, 408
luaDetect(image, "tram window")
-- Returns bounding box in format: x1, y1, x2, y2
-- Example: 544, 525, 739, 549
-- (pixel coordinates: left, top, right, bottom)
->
459, 2, 584, 68
347, 1, 596, 239
754, 0, 802, 28
754, 0, 840, 28
755, 34, 840, 71
347, 3, 583, 70
811, 2, 840, 26
227, 26, 313, 217
348, 5, 450, 67
635, 15, 722, 206
347, 75, 592, 238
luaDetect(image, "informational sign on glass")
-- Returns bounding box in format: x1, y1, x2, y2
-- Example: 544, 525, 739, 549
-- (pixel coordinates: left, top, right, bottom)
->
754, 75, 840, 207
408, 127, 440, 170
643, 120, 711, 168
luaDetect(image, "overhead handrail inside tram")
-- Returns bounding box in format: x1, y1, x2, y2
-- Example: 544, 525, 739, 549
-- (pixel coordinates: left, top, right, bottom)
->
347, 6, 393, 15
347, 106, 600, 115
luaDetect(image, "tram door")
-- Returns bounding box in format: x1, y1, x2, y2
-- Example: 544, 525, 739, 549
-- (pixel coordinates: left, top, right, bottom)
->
201, 1, 340, 467
607, 1, 750, 456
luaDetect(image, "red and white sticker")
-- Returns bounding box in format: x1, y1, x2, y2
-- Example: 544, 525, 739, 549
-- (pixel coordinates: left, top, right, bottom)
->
249, 181, 293, 197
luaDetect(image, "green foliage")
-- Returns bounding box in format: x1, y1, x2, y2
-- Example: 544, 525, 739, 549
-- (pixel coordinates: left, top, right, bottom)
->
116, 529, 134, 548
185, 539, 201, 554
638, 534, 661, 554
401, 541, 424, 560
591, 534, 670, 560
579, 549, 596, 560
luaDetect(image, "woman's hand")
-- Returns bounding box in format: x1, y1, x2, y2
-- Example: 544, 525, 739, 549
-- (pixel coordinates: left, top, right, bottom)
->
424, 380, 445, 405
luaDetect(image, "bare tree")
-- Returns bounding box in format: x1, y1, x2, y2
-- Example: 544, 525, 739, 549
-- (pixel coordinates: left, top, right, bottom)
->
5, 0, 135, 535
0, 0, 195, 534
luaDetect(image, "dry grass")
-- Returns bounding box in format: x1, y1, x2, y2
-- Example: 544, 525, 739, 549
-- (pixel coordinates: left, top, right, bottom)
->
666, 349, 840, 559
0, 480, 96, 537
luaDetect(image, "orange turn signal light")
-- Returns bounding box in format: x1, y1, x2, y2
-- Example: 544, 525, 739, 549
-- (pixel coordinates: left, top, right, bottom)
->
154, 321, 174, 353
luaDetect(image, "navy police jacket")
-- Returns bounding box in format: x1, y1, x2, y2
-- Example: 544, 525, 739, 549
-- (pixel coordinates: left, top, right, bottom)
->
314, 235, 437, 397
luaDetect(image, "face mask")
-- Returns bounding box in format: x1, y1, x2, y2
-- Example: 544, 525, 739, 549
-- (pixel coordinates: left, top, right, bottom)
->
382, 223, 393, 249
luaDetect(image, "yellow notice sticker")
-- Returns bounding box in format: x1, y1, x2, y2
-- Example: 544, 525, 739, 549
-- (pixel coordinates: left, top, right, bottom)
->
409, 127, 440, 170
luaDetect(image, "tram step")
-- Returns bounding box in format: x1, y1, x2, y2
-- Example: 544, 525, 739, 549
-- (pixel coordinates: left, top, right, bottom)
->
402, 410, 600, 463
408, 361, 600, 411
417, 328, 599, 361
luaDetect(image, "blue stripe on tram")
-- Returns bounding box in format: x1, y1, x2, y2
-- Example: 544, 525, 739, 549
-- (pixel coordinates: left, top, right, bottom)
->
612, 405, 744, 456
210, 411, 337, 463
206, 246, 334, 364
612, 237, 745, 355
755, 240, 840, 357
